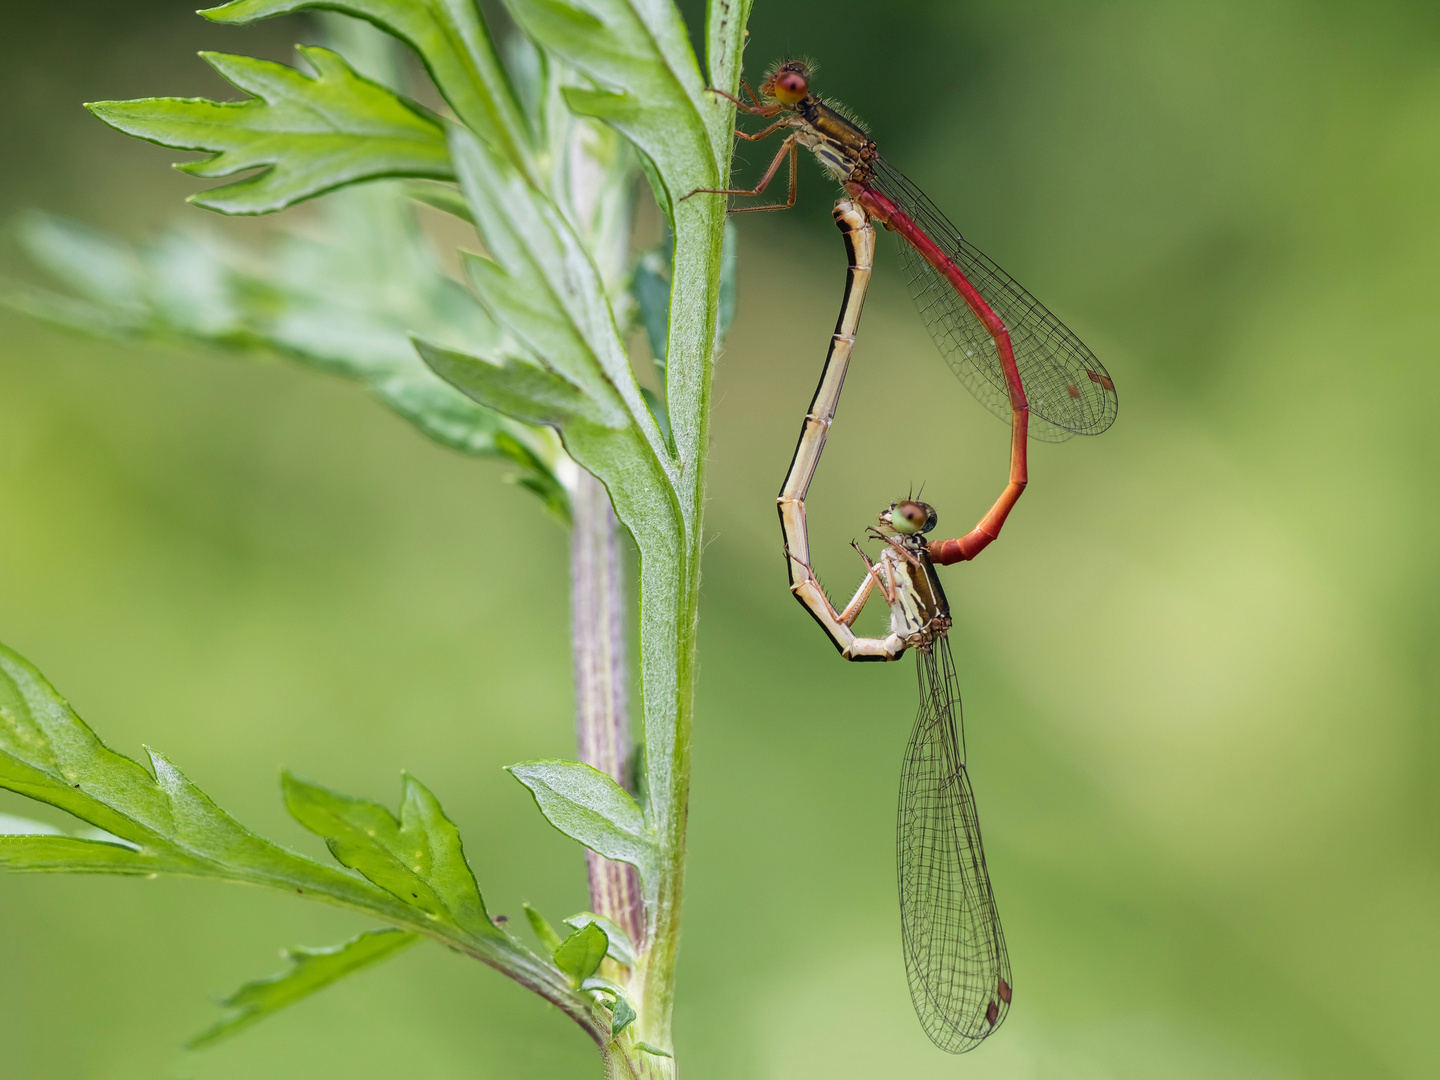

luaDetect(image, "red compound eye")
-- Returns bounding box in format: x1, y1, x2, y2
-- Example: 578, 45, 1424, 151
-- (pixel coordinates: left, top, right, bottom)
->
765, 61, 810, 105
775, 71, 807, 102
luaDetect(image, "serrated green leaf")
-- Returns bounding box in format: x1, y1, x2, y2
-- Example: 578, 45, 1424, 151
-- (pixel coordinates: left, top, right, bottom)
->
88, 47, 451, 215
397, 773, 491, 931
506, 760, 657, 901
553, 921, 608, 983
524, 902, 563, 954
0, 643, 404, 914
190, 928, 420, 1048
282, 772, 499, 938
201, 0, 534, 180
0, 643, 578, 1010
564, 911, 636, 966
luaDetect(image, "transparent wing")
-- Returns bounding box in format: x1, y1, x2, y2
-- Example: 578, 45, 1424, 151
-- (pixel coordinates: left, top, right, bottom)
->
871, 156, 1118, 442
897, 640, 1012, 1052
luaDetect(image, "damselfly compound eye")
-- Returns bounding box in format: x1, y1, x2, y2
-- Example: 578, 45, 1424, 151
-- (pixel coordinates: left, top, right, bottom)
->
888, 500, 936, 535
766, 61, 810, 105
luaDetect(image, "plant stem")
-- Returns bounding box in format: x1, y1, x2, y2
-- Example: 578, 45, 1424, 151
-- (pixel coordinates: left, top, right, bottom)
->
570, 468, 646, 948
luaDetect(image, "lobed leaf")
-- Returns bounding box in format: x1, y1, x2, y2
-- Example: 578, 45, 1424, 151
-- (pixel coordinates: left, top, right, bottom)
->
88, 47, 451, 215
0, 642, 587, 1022
283, 771, 501, 938
507, 759, 657, 901
201, 0, 535, 179
189, 928, 420, 1048
0, 643, 407, 916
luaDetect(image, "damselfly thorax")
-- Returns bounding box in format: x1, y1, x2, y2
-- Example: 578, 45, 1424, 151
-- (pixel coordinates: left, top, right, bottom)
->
877, 534, 952, 648
793, 98, 875, 182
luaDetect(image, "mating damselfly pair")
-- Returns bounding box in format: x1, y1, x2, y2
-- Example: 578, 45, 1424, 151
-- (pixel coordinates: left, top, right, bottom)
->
688, 60, 1117, 1053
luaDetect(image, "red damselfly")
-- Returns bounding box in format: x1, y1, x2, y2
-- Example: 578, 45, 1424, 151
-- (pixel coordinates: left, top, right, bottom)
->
692, 59, 1118, 445
777, 202, 1013, 1052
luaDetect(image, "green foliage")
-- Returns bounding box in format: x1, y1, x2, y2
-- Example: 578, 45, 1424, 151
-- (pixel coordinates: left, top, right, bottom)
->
507, 760, 658, 904
524, 902, 564, 954
283, 771, 501, 938
503, 0, 718, 221
553, 921, 609, 984
3, 187, 573, 523
6, 0, 754, 1070
565, 911, 637, 966
201, 0, 534, 177
0, 641, 596, 1042
609, 989, 637, 1035
0, 642, 398, 909
190, 928, 420, 1048
87, 47, 451, 215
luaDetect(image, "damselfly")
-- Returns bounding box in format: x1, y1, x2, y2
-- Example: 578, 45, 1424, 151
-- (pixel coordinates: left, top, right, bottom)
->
691, 59, 1118, 443
777, 202, 1014, 1052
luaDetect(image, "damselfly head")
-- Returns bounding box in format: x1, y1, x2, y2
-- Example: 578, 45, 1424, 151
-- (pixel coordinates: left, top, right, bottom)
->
880, 500, 937, 536
761, 59, 811, 106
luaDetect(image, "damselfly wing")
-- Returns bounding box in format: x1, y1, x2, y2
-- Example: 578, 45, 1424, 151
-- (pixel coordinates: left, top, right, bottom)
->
867, 158, 1116, 443
898, 639, 1012, 1051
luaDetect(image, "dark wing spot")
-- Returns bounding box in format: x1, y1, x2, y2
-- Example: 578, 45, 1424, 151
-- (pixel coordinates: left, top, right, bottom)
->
986, 1000, 999, 1027
1066, 384, 1080, 398
998, 977, 1012, 1004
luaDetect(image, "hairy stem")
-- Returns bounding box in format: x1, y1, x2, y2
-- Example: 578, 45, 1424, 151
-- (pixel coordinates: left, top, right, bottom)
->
570, 468, 646, 948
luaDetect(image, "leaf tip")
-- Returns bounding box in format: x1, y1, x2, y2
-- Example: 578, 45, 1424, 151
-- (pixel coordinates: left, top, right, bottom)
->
197, 2, 239, 24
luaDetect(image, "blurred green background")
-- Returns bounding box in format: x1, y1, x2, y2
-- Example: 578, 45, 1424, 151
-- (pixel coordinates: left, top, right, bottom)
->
3, 1, 1438, 1077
